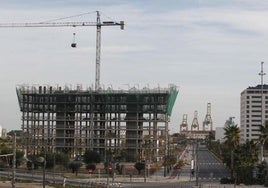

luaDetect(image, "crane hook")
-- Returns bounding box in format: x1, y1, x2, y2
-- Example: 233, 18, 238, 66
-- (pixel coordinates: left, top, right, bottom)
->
71, 33, 77, 48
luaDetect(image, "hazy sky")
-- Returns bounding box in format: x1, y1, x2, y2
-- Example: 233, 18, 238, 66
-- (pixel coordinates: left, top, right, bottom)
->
0, 0, 267, 132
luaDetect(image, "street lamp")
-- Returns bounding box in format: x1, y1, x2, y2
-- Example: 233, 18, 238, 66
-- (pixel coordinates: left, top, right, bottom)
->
259, 61, 266, 161
12, 133, 16, 188
36, 156, 46, 188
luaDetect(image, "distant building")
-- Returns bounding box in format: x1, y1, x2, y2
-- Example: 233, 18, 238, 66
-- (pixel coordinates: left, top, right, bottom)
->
215, 127, 225, 143
0, 125, 7, 138
240, 85, 268, 143
16, 84, 178, 162
7, 130, 23, 138
215, 117, 236, 143
180, 130, 215, 140
1, 129, 7, 138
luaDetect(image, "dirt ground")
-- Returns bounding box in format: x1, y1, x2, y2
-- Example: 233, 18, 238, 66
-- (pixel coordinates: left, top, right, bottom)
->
0, 181, 55, 188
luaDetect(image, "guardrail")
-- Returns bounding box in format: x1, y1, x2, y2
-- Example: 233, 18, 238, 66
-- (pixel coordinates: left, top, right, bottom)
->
0, 169, 125, 187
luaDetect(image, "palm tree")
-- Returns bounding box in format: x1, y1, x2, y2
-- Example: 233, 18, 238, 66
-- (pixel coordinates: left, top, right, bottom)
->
224, 124, 240, 179
259, 120, 268, 161
237, 140, 258, 166
235, 140, 259, 184
224, 124, 240, 148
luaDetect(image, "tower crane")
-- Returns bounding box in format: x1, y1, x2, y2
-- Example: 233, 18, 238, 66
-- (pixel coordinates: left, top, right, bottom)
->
0, 11, 124, 91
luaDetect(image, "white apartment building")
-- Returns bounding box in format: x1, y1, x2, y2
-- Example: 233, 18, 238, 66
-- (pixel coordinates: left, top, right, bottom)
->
240, 85, 268, 143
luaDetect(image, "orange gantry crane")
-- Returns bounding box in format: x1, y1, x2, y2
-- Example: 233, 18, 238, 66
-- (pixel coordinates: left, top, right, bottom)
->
0, 11, 125, 91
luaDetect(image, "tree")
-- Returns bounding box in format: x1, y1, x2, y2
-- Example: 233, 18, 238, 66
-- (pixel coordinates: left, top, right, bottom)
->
237, 140, 258, 167
83, 150, 101, 164
174, 159, 185, 169
69, 161, 83, 176
45, 152, 55, 169
116, 163, 124, 174
104, 161, 113, 174
86, 163, 96, 174
0, 147, 24, 168
259, 120, 268, 161
256, 160, 268, 185
224, 124, 240, 179
235, 140, 259, 184
163, 155, 177, 171
134, 162, 145, 174
55, 152, 69, 169
15, 150, 24, 167
163, 155, 177, 174
224, 124, 240, 149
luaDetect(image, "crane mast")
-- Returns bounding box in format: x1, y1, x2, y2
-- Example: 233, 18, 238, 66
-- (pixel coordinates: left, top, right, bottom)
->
96, 11, 101, 91
0, 11, 124, 91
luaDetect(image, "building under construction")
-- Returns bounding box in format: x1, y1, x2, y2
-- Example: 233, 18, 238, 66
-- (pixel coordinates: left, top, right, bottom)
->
16, 84, 178, 162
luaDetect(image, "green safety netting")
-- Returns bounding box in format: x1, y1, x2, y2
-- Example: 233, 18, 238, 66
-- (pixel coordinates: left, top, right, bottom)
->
167, 90, 178, 116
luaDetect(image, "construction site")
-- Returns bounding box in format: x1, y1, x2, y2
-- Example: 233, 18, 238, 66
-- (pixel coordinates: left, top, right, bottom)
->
0, 11, 179, 162
16, 84, 178, 162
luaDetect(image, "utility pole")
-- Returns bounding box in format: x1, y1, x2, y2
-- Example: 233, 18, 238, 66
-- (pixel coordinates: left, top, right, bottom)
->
259, 62, 266, 161
195, 142, 199, 186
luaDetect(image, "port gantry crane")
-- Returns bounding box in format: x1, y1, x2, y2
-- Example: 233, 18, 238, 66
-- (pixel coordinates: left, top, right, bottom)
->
0, 11, 125, 91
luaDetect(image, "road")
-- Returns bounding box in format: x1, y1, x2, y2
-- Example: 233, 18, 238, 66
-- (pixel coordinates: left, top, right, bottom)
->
196, 144, 231, 182
122, 144, 231, 187
0, 145, 231, 187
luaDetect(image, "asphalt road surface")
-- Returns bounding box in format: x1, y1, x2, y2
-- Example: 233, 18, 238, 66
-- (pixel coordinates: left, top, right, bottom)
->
196, 144, 231, 182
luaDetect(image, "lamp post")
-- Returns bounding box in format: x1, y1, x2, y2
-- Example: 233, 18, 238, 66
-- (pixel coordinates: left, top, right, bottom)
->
12, 133, 16, 188
36, 156, 46, 188
259, 62, 266, 161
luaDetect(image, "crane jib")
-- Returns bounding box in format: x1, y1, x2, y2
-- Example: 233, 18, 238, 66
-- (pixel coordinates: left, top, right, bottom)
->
0, 21, 124, 28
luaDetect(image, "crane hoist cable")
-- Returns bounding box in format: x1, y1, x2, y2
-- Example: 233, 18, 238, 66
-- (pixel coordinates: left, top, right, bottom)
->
71, 32, 77, 48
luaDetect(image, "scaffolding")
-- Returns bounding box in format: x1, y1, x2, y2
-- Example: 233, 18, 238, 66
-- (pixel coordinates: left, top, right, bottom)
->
16, 84, 178, 162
